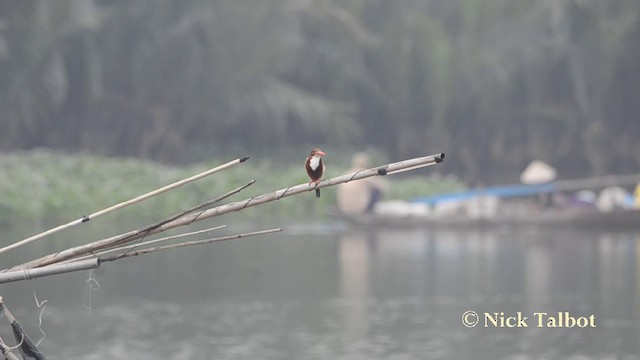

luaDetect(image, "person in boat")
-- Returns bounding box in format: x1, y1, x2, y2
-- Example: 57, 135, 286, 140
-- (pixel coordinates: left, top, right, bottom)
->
337, 152, 387, 216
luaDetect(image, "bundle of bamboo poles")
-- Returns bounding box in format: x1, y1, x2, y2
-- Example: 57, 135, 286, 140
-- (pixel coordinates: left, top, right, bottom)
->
0, 152, 444, 284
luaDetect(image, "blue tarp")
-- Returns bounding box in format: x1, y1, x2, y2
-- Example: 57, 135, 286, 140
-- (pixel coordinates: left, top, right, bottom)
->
412, 183, 557, 205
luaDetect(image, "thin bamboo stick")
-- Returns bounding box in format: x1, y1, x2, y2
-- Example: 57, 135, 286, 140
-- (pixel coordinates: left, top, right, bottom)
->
0, 259, 100, 285
65, 225, 227, 263
0, 157, 249, 255
6, 181, 256, 271
101, 228, 283, 262
0, 229, 275, 284
10, 152, 444, 270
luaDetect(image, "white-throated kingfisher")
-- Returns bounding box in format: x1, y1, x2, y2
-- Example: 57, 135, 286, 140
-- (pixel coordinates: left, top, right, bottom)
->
305, 148, 326, 198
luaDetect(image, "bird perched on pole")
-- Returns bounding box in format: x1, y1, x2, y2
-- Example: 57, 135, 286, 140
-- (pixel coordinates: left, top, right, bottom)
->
305, 148, 326, 198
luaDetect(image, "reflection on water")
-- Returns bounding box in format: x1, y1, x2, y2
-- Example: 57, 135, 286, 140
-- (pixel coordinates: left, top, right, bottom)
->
1, 226, 639, 359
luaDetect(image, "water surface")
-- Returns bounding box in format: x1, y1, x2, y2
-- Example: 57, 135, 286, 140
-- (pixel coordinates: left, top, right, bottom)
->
1, 225, 638, 359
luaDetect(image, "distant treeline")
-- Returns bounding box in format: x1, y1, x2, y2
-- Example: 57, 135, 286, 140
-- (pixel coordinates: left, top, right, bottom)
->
1, 0, 639, 183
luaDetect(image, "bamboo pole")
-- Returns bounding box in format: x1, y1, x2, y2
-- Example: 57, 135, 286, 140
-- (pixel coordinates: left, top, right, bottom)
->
1, 229, 276, 284
0, 157, 249, 255
0, 259, 100, 285
0, 337, 21, 360
150, 152, 445, 229
5, 181, 256, 271
65, 225, 227, 263
10, 152, 444, 270
101, 228, 283, 262
0, 297, 47, 359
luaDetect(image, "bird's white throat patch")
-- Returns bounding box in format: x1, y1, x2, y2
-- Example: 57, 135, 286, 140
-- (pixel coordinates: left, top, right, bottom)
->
309, 156, 321, 171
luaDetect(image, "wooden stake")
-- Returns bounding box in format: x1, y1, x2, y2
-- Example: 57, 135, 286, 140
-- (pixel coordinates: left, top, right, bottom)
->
0, 157, 249, 255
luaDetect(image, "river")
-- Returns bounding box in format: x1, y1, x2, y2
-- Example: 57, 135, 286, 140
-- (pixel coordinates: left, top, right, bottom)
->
1, 225, 639, 359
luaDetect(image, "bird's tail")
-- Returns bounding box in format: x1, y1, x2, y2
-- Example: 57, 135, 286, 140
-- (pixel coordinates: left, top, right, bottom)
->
315, 189, 321, 198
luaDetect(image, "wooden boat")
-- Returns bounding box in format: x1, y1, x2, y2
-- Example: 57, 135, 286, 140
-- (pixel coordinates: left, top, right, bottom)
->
340, 173, 640, 229
341, 207, 640, 230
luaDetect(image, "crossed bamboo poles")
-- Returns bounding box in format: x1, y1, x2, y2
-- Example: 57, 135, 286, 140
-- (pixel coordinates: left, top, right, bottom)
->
0, 152, 444, 283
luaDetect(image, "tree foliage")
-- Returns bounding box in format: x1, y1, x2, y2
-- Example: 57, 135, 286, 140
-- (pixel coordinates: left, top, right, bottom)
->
0, 0, 638, 183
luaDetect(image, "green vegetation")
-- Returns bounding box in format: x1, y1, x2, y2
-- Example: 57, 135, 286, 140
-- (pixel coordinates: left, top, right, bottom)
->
386, 174, 466, 201
0, 150, 464, 225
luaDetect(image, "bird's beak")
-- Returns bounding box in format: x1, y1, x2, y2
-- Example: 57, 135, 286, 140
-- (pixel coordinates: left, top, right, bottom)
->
316, 150, 326, 156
